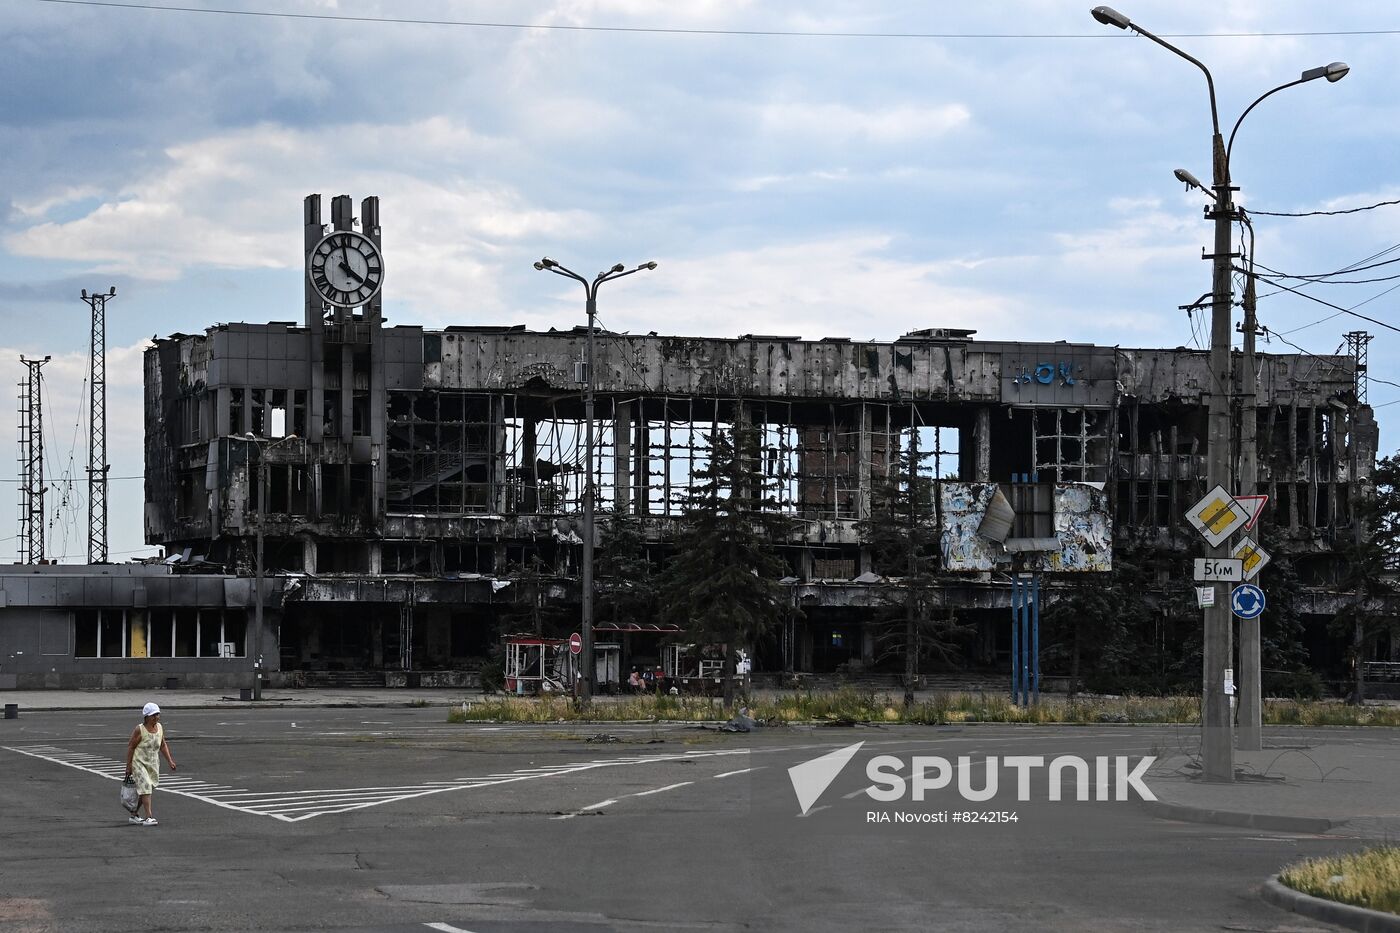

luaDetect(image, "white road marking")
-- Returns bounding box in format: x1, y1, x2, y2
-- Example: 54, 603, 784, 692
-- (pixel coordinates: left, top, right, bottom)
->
551, 798, 619, 821
424, 923, 479, 932
2, 743, 749, 823
551, 777, 696, 820
631, 781, 692, 797
714, 767, 761, 778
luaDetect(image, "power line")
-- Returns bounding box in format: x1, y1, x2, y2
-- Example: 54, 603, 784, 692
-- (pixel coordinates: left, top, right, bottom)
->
32, 1, 1400, 39
1264, 326, 1400, 393
1239, 269, 1400, 335
0, 475, 143, 482
1250, 198, 1400, 218
1253, 253, 1400, 283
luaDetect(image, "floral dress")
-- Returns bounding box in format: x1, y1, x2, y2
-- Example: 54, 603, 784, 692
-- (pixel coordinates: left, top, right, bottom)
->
132, 722, 163, 795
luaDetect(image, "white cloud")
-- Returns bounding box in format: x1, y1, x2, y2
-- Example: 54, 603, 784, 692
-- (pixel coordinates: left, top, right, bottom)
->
757, 101, 971, 144
521, 233, 1150, 347
4, 120, 592, 316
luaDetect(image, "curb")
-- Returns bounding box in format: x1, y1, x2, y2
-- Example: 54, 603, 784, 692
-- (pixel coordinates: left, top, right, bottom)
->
1262, 877, 1400, 932
1141, 799, 1340, 834
0, 700, 456, 713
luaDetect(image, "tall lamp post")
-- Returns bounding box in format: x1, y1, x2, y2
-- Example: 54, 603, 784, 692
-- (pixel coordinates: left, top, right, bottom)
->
533, 257, 657, 704
1092, 6, 1347, 778
246, 433, 299, 701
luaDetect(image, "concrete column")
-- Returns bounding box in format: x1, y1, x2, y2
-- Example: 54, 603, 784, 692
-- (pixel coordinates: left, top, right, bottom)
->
521, 412, 538, 513
367, 541, 382, 575
634, 407, 650, 514
302, 537, 318, 575
613, 400, 633, 515
856, 403, 872, 521
974, 406, 991, 482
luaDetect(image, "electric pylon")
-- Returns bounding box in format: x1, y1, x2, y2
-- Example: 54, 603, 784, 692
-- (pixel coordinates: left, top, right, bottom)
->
1344, 331, 1372, 404
16, 355, 50, 563
81, 287, 115, 564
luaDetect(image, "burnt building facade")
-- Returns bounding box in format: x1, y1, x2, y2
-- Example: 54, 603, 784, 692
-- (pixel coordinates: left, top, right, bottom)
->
130, 194, 1382, 689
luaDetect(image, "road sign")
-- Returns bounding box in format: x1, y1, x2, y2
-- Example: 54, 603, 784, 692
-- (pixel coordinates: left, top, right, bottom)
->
568, 632, 582, 655
1186, 485, 1248, 546
1230, 583, 1266, 620
1193, 558, 1243, 582
1235, 494, 1269, 530
1231, 536, 1271, 582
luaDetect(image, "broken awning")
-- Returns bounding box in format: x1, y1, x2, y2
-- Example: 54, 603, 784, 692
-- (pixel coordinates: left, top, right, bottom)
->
592, 623, 683, 633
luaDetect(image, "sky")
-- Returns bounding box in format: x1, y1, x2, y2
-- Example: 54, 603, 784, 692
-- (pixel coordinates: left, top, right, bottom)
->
2, 0, 1399, 563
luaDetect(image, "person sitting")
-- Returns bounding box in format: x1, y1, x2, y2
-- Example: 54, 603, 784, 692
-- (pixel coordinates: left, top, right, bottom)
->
628, 668, 646, 694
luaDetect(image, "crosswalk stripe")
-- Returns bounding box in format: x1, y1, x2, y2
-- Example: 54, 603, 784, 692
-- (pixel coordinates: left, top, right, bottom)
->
2, 743, 750, 823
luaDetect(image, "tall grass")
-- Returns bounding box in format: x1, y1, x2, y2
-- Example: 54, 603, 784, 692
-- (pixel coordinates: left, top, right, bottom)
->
446, 688, 1400, 727
1280, 847, 1400, 914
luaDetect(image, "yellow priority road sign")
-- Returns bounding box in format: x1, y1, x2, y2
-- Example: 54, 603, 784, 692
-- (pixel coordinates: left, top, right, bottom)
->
1186, 485, 1248, 547
1231, 536, 1271, 582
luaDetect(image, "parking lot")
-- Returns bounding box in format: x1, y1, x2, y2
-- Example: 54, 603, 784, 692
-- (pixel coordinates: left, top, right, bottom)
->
1, 707, 1369, 932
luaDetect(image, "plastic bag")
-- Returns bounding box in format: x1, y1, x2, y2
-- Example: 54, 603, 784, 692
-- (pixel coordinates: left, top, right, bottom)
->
121, 777, 139, 814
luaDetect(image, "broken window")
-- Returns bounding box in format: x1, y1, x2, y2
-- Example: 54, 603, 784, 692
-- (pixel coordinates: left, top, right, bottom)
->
1033, 408, 1110, 482
250, 389, 266, 436
387, 391, 501, 515
1008, 481, 1054, 540
323, 390, 340, 437
230, 387, 244, 435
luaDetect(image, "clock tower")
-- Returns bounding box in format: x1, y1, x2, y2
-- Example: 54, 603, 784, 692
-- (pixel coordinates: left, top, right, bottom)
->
303, 194, 387, 551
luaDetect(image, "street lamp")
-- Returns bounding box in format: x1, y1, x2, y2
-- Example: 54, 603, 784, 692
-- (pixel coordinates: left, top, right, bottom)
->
533, 257, 656, 704
1091, 5, 1348, 778
245, 432, 299, 701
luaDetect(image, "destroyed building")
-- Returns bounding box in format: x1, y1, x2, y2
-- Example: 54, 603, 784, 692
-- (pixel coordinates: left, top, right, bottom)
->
115, 197, 1381, 689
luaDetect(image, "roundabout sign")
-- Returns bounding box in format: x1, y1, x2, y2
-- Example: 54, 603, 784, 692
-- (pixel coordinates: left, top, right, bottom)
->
1230, 583, 1265, 620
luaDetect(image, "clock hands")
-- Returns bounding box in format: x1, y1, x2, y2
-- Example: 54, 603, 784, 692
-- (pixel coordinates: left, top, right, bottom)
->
332, 244, 367, 286
337, 253, 366, 285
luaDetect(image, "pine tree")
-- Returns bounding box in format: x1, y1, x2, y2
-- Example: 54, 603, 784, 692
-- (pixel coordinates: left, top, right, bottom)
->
596, 511, 658, 627
658, 421, 793, 706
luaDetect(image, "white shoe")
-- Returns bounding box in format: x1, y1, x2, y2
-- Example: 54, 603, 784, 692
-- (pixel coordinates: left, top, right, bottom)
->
141, 818, 158, 826
128, 816, 144, 825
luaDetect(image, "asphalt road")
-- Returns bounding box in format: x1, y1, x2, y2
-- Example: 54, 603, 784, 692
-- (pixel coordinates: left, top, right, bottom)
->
0, 708, 1362, 932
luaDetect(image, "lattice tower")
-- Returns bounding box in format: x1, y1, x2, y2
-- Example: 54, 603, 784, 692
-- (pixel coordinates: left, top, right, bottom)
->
81, 288, 115, 564
1344, 330, 1372, 404
16, 355, 50, 563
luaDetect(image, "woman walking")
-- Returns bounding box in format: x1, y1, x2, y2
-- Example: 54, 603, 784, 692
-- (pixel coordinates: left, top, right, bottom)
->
124, 702, 177, 826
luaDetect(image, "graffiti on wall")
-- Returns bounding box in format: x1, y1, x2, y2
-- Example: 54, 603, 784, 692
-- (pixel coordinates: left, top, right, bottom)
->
1009, 361, 1078, 387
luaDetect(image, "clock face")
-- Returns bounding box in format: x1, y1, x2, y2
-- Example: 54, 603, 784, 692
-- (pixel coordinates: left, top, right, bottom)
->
308, 230, 384, 308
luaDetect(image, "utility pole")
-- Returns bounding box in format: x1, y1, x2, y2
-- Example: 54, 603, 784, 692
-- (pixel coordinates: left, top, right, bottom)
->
1237, 274, 1262, 750
1201, 130, 1237, 781
1344, 330, 1372, 705
255, 448, 266, 702
533, 257, 657, 705
17, 355, 51, 564
581, 290, 598, 702
904, 425, 919, 710
81, 287, 115, 564
1092, 4, 1350, 780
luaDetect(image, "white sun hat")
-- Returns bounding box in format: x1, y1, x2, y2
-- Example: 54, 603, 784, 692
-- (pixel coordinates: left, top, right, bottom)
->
142, 702, 161, 717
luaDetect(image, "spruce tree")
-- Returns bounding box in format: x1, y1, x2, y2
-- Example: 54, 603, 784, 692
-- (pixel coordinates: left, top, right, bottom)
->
658, 421, 792, 706
596, 511, 658, 627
